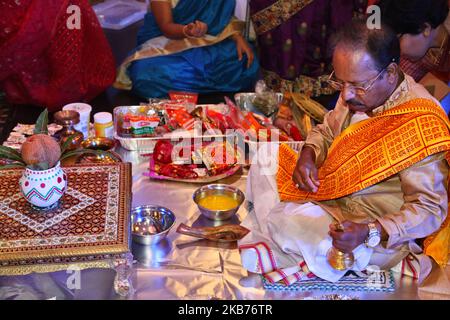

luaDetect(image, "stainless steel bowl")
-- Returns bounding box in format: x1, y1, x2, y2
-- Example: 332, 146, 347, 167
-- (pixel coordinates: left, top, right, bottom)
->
193, 184, 245, 221
131, 205, 176, 245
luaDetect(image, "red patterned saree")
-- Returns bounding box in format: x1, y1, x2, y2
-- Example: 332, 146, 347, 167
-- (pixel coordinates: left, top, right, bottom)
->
0, 0, 116, 111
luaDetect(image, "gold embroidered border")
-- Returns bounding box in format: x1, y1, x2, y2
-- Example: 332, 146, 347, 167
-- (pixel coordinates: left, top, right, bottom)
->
262, 68, 335, 97
0, 260, 112, 276
251, 0, 314, 35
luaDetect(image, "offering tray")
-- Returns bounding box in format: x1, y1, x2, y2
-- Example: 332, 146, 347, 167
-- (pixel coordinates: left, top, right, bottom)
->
0, 163, 132, 276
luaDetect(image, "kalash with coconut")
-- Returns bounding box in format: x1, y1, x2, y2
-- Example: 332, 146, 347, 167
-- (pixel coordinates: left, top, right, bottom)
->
0, 109, 117, 209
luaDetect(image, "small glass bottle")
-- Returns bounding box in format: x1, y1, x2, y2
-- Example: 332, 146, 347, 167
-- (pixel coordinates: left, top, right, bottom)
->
94, 112, 114, 138
120, 114, 132, 137
54, 110, 84, 151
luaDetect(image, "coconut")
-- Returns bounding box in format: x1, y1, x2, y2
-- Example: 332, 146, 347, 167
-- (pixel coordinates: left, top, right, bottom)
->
21, 134, 61, 168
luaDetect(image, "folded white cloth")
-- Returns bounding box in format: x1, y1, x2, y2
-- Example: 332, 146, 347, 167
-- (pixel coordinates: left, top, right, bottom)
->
239, 144, 373, 284
240, 201, 373, 283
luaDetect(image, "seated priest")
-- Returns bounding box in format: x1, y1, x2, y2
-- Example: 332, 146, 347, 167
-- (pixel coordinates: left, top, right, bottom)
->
239, 20, 450, 284
114, 0, 260, 99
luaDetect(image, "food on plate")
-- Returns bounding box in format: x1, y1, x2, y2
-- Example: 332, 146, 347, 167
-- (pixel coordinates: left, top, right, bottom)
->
115, 104, 167, 138
151, 140, 241, 180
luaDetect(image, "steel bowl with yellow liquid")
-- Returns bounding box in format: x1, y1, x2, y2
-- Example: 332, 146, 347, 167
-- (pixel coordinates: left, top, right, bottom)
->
193, 184, 245, 221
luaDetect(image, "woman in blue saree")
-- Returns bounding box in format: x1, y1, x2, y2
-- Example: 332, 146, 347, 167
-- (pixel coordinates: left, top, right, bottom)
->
115, 0, 260, 99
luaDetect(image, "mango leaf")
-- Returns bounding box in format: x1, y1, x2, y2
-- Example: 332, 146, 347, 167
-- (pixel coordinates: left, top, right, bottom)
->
0, 145, 25, 164
0, 163, 26, 170
59, 149, 89, 161
33, 109, 49, 135
60, 134, 81, 155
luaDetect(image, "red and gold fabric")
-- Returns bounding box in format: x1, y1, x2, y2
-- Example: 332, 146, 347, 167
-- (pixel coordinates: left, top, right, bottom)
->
251, 0, 315, 35
0, 0, 116, 111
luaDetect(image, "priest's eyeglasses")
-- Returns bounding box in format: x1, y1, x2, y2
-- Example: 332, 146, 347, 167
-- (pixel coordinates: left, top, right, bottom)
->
326, 68, 387, 96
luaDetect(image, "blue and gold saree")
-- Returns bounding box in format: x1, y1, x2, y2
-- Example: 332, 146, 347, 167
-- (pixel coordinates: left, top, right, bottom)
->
114, 0, 259, 98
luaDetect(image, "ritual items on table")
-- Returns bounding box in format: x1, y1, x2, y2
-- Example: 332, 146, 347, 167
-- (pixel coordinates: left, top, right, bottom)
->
272, 92, 327, 140
0, 162, 132, 277
0, 109, 120, 208
169, 91, 199, 104
114, 97, 305, 143
150, 140, 241, 180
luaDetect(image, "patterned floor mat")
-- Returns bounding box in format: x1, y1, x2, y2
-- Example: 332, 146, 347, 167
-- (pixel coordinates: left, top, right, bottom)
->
263, 269, 396, 292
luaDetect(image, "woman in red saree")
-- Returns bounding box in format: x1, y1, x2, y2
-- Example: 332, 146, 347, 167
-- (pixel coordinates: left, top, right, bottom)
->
0, 0, 116, 112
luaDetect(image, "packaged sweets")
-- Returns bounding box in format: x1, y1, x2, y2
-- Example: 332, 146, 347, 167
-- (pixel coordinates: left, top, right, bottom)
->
114, 104, 166, 138
169, 91, 199, 104
128, 115, 161, 137
165, 105, 195, 130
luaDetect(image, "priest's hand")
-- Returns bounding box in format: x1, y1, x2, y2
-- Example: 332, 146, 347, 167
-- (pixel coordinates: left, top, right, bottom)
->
293, 146, 320, 193
328, 221, 369, 253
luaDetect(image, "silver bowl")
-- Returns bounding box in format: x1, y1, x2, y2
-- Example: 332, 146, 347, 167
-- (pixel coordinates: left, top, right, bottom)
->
193, 184, 245, 221
131, 205, 176, 245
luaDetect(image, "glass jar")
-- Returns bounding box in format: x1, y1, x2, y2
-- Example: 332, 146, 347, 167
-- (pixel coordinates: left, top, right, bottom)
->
53, 110, 84, 151
94, 112, 114, 138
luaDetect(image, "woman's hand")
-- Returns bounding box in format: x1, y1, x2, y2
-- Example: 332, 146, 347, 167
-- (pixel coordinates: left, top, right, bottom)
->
151, 1, 207, 39
232, 34, 254, 68
184, 20, 208, 38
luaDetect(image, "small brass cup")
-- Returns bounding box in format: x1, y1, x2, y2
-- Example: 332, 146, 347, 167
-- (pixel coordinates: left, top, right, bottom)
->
326, 247, 355, 271
326, 223, 355, 271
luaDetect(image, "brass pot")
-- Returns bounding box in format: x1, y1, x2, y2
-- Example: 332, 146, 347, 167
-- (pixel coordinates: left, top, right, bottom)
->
326, 246, 355, 271
53, 110, 84, 151
326, 222, 355, 271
